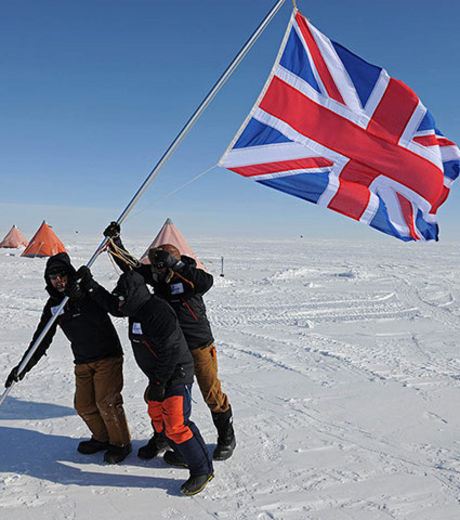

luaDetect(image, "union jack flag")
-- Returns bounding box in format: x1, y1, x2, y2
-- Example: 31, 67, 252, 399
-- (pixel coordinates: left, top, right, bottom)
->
219, 9, 459, 241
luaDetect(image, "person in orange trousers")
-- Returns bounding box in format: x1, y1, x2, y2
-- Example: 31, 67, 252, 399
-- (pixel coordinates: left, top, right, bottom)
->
77, 267, 214, 496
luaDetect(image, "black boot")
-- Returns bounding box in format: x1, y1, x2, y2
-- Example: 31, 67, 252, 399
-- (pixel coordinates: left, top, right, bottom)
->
103, 443, 132, 464
180, 472, 214, 496
137, 431, 169, 459
163, 450, 189, 468
212, 407, 236, 461
77, 438, 109, 454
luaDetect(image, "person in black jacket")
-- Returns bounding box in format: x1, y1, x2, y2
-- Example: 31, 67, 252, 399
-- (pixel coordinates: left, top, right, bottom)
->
78, 267, 214, 496
4, 253, 131, 464
103, 222, 236, 462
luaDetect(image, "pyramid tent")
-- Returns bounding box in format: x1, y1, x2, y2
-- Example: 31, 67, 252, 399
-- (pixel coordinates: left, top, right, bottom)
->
0, 225, 28, 248
140, 218, 206, 271
21, 221, 67, 258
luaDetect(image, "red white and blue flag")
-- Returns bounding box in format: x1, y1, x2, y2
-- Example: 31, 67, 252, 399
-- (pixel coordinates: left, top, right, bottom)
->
219, 9, 459, 241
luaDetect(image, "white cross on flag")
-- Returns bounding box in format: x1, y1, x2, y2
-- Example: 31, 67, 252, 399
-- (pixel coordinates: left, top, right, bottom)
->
219, 9, 459, 241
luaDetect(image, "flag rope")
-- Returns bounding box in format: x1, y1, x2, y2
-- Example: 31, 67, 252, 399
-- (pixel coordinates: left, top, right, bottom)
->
0, 0, 288, 407
129, 163, 218, 219
107, 248, 124, 274
106, 237, 140, 268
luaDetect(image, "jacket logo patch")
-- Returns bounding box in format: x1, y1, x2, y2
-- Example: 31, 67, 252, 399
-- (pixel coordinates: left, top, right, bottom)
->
50, 305, 65, 317
132, 322, 143, 335
170, 282, 184, 295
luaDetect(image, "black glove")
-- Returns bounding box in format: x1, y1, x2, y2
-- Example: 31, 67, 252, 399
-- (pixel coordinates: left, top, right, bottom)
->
64, 280, 83, 300
150, 249, 179, 270
5, 366, 24, 388
147, 382, 166, 402
103, 221, 120, 238
75, 266, 97, 292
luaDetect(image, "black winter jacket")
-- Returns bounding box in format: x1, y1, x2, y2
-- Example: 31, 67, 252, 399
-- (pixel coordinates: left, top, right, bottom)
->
110, 238, 214, 350
88, 278, 194, 387
19, 253, 123, 374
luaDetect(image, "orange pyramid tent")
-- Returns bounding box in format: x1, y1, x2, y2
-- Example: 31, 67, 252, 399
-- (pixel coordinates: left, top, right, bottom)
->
21, 221, 67, 258
139, 218, 206, 270
0, 225, 28, 248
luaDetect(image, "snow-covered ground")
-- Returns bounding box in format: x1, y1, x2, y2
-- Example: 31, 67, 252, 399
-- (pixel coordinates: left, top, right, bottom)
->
0, 235, 459, 519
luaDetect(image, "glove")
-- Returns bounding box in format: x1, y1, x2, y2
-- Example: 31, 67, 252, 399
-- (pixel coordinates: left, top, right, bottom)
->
150, 249, 180, 270
5, 366, 24, 388
147, 382, 166, 402
103, 221, 120, 238
64, 280, 83, 300
75, 266, 97, 292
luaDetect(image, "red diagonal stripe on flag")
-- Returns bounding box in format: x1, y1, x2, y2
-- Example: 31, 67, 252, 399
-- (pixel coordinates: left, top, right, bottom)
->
229, 157, 333, 177
437, 137, 456, 147
295, 13, 345, 106
413, 135, 455, 147
397, 193, 418, 240
430, 185, 450, 214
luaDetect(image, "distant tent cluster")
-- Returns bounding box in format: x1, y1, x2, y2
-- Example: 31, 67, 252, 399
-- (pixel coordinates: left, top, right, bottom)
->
1, 218, 203, 267
0, 221, 67, 257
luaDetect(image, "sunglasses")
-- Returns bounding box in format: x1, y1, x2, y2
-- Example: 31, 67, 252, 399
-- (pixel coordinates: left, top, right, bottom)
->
49, 272, 67, 280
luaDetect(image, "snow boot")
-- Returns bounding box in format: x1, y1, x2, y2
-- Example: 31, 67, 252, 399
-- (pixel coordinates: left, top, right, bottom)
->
212, 407, 236, 461
103, 443, 132, 464
163, 450, 189, 468
180, 472, 214, 496
77, 438, 109, 455
137, 431, 169, 459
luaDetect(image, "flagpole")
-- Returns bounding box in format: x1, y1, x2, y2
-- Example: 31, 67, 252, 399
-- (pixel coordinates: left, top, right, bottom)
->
0, 0, 288, 407
102, 0, 288, 236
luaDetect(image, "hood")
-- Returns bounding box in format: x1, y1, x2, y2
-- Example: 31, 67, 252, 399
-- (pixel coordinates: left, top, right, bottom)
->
113, 271, 151, 317
45, 252, 76, 291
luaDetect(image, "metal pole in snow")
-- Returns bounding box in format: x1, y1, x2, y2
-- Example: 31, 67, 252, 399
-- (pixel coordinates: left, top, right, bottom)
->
0, 0, 287, 407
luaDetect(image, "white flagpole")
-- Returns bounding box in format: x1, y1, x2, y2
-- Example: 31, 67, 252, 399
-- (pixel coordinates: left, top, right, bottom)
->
0, 0, 287, 407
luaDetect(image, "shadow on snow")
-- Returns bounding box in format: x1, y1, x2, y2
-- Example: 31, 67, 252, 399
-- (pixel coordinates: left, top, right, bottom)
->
0, 397, 76, 420
0, 426, 184, 495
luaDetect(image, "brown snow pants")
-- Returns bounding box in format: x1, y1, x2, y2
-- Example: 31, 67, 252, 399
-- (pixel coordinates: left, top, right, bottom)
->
191, 343, 230, 414
74, 356, 131, 447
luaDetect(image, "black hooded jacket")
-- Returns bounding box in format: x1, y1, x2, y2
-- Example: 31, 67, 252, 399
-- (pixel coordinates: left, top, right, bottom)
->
88, 271, 194, 387
109, 237, 214, 350
19, 253, 123, 374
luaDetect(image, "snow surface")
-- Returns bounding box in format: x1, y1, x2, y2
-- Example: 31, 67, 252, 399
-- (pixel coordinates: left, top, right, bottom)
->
1, 235, 459, 519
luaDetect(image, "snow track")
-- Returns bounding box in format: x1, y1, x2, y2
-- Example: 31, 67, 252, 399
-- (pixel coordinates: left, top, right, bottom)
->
1, 237, 459, 519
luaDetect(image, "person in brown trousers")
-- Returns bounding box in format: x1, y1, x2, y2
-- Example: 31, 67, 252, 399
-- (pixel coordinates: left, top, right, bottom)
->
5, 253, 131, 464
104, 223, 236, 462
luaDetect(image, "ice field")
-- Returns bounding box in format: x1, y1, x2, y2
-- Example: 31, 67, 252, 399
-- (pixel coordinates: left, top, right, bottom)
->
0, 235, 459, 519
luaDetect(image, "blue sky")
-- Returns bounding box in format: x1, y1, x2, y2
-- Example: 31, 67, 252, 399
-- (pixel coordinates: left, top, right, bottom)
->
1, 0, 459, 242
